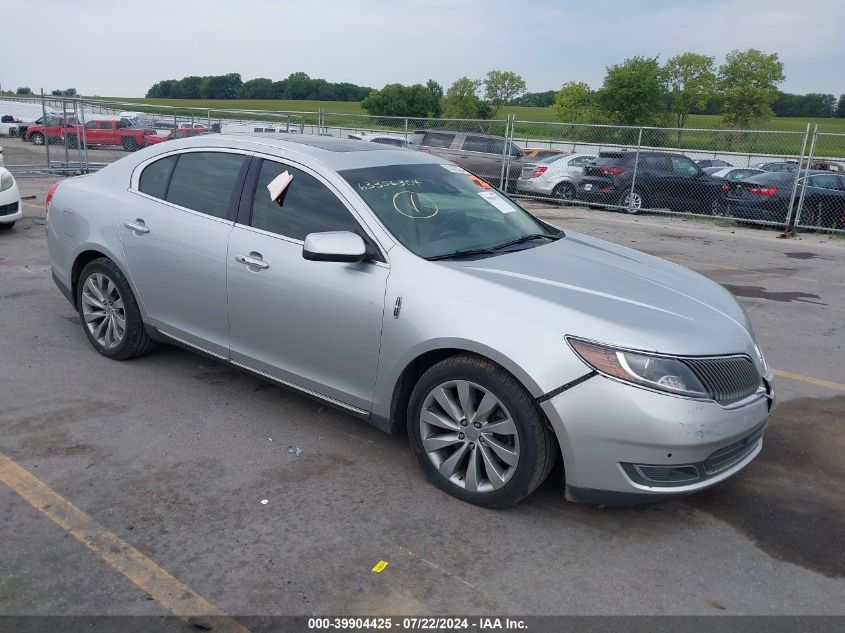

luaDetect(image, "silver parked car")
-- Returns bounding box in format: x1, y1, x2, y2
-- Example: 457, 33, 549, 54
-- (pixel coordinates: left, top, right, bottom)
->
46, 135, 774, 507
516, 153, 596, 200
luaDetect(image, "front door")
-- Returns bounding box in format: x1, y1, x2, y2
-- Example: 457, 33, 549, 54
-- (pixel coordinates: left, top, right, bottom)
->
226, 157, 389, 411
118, 149, 249, 357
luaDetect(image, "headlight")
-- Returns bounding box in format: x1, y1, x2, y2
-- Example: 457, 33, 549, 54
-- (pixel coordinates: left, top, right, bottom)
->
0, 171, 13, 192
568, 338, 708, 398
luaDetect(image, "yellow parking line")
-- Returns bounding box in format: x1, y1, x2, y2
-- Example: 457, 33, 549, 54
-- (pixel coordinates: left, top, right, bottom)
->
0, 450, 250, 632
773, 369, 845, 391
22, 201, 44, 210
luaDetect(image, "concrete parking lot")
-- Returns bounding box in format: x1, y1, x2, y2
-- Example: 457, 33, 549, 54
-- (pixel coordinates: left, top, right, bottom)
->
1, 139, 844, 619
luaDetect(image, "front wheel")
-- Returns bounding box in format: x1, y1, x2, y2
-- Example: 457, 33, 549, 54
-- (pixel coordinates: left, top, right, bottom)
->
76, 258, 157, 360
408, 354, 556, 508
0, 222, 14, 231
618, 189, 645, 214
30, 133, 44, 146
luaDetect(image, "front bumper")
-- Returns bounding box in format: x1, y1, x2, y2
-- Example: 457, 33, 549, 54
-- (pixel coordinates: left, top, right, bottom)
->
0, 183, 22, 224
539, 373, 771, 504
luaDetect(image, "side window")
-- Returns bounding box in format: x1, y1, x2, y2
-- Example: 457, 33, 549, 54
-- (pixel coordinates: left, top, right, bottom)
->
671, 156, 699, 175
84, 121, 96, 129
166, 152, 247, 219
101, 121, 115, 130
138, 155, 178, 200
810, 174, 839, 189
422, 132, 456, 148
570, 156, 594, 167
250, 160, 359, 240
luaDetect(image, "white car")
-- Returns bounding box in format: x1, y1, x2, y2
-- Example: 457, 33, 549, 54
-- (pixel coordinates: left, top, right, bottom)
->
516, 153, 597, 200
347, 132, 408, 147
0, 167, 22, 230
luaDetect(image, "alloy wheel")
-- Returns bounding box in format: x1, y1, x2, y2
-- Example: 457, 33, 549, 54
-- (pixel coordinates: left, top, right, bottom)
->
81, 272, 126, 349
419, 380, 520, 493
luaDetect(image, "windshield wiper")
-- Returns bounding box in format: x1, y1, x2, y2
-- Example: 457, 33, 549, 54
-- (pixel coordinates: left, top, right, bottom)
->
426, 232, 561, 261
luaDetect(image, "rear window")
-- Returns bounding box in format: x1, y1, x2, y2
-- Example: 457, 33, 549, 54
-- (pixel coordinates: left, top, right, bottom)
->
421, 132, 456, 148
165, 152, 248, 219
594, 154, 631, 165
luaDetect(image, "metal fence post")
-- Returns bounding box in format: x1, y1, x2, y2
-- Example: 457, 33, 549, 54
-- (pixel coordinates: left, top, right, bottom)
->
40, 89, 51, 173
498, 114, 511, 192
72, 100, 83, 170
78, 98, 90, 173
627, 127, 644, 211
404, 117, 409, 146
792, 124, 818, 230
62, 100, 69, 168
784, 122, 811, 232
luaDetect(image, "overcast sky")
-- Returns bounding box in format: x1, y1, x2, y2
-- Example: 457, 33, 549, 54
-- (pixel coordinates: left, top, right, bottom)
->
6, 0, 844, 98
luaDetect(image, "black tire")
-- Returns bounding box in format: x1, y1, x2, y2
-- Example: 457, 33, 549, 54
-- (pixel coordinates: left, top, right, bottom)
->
407, 354, 556, 508
66, 134, 78, 149
76, 258, 157, 360
0, 222, 14, 231
121, 137, 138, 152
617, 188, 645, 214
552, 182, 576, 203
9, 128, 18, 138
30, 132, 44, 146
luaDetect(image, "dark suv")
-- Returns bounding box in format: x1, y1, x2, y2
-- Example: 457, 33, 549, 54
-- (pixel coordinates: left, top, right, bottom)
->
578, 150, 722, 214
410, 130, 525, 190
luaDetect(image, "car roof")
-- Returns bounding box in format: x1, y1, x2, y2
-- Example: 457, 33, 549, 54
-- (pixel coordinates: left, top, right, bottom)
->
128, 133, 444, 172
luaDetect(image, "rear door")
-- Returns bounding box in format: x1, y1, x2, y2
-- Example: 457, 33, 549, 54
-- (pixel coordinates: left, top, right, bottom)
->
119, 149, 250, 356
226, 157, 389, 411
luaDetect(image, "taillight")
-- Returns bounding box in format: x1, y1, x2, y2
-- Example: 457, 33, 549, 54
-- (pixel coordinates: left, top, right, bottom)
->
531, 166, 548, 178
749, 187, 777, 197
418, 148, 431, 153
722, 184, 729, 192
600, 166, 625, 176
46, 180, 61, 212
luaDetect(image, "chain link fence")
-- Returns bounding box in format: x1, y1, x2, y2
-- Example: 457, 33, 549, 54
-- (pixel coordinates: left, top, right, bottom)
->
1, 94, 842, 234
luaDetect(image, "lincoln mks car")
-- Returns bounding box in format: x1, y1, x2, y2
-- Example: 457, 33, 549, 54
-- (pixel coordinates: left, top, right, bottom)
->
46, 135, 774, 507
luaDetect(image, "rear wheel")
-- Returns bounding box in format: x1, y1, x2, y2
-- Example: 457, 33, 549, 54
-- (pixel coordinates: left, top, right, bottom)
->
121, 137, 138, 152
8, 128, 18, 138
552, 182, 576, 203
30, 132, 44, 146
618, 189, 645, 214
76, 258, 157, 360
66, 134, 78, 149
408, 354, 556, 508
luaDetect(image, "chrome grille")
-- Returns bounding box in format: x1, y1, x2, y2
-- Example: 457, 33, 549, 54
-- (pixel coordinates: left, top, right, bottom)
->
683, 356, 762, 405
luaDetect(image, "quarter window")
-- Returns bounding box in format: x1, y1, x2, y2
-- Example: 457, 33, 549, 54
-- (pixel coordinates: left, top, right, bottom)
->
139, 155, 178, 200
165, 152, 247, 219
250, 160, 359, 240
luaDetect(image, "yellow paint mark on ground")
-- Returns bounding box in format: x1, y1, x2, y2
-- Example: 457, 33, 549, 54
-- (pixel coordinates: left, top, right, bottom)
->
773, 369, 845, 391
0, 450, 250, 632
372, 560, 389, 573
22, 201, 44, 210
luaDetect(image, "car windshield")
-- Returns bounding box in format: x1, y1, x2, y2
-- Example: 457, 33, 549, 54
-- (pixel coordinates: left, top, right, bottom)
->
340, 163, 558, 259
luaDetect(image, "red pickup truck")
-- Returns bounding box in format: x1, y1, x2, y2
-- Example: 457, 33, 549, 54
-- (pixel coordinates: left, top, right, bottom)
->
23, 116, 80, 145
26, 118, 157, 151
70, 119, 159, 151
145, 127, 208, 145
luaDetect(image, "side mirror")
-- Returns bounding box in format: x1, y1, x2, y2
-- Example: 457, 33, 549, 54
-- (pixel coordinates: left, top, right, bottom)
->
303, 231, 366, 263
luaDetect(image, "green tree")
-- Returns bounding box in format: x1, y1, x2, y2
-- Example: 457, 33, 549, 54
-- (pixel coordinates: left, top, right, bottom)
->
174, 76, 203, 99
237, 78, 274, 99
443, 77, 489, 119
595, 56, 667, 126
483, 70, 526, 118
553, 81, 601, 122
200, 73, 242, 100
426, 79, 444, 117
837, 94, 845, 118
361, 83, 441, 118
664, 52, 716, 140
718, 49, 784, 128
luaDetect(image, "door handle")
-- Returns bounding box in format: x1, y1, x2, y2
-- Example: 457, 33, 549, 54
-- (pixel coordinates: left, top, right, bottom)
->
123, 219, 150, 234
235, 253, 270, 269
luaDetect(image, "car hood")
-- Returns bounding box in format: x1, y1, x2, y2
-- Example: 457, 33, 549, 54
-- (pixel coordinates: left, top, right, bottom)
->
450, 231, 759, 359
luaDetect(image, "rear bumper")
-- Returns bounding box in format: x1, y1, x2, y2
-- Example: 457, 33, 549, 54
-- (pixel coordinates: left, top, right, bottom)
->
725, 200, 788, 223
515, 179, 552, 196
539, 373, 771, 504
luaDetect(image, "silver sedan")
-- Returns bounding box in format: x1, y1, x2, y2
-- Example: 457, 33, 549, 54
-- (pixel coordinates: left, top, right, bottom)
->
516, 153, 596, 200
46, 135, 773, 507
